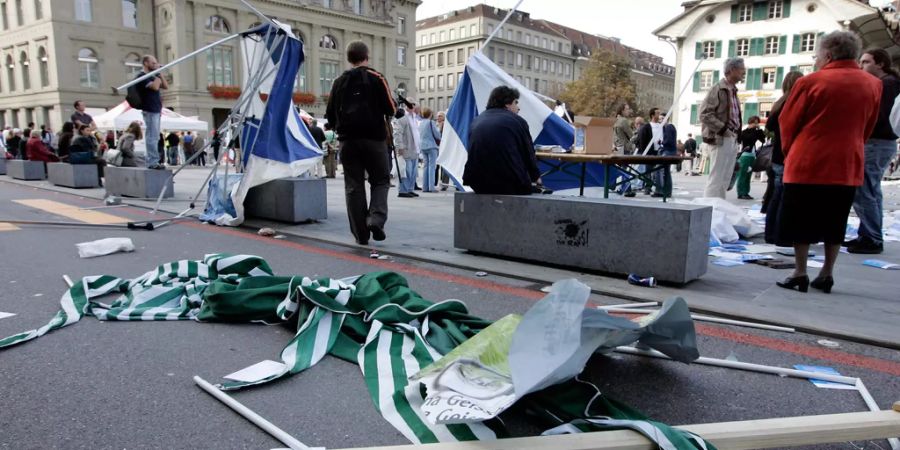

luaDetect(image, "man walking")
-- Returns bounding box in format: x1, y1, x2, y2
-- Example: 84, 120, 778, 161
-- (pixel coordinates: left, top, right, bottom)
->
701, 58, 745, 199
325, 41, 396, 245
848, 48, 900, 254
136, 55, 168, 169
393, 100, 420, 198
684, 133, 697, 175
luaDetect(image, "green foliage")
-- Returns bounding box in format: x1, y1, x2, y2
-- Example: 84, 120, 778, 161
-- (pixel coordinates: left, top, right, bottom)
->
561, 49, 637, 118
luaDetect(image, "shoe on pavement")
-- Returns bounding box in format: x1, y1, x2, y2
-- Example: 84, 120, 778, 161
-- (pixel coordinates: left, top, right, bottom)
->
843, 237, 861, 247
398, 192, 415, 198
370, 225, 386, 241
847, 239, 883, 254
624, 191, 636, 198
651, 193, 665, 198
410, 192, 420, 197
738, 194, 754, 200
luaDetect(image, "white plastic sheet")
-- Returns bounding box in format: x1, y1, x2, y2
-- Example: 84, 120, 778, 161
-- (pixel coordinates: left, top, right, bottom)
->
694, 197, 763, 238
75, 238, 135, 258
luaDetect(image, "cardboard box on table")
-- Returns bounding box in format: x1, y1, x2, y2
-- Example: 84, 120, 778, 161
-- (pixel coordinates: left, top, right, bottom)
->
572, 116, 615, 155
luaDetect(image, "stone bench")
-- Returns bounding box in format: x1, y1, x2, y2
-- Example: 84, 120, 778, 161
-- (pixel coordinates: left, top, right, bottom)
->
47, 162, 99, 188
454, 192, 712, 284
105, 166, 174, 198
245, 177, 327, 224
7, 159, 46, 180
0, 157, 7, 175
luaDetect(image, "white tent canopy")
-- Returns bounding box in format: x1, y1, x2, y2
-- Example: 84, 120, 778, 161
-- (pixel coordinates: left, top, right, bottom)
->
93, 101, 208, 131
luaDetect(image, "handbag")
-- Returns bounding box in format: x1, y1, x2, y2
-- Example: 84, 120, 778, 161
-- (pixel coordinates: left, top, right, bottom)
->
429, 120, 441, 146
753, 143, 773, 172
104, 149, 124, 166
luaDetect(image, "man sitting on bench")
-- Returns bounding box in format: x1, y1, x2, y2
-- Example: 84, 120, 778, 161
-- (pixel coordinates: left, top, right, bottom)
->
462, 86, 545, 195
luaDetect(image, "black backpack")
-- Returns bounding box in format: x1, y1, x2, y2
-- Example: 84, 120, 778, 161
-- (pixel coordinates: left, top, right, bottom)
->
336, 68, 378, 134
125, 74, 143, 110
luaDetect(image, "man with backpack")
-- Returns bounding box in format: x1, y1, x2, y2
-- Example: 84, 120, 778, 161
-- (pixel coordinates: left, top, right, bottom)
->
133, 55, 168, 169
325, 41, 396, 246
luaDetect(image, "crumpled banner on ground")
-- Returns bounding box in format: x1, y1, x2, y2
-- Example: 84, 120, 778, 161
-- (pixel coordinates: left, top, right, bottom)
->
0, 255, 710, 449
411, 279, 699, 425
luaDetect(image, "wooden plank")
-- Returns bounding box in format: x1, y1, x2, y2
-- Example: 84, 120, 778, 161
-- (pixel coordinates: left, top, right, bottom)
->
333, 409, 900, 450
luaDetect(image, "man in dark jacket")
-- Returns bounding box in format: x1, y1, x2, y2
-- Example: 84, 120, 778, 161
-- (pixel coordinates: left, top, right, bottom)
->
848, 48, 900, 254
463, 86, 540, 195
325, 41, 396, 245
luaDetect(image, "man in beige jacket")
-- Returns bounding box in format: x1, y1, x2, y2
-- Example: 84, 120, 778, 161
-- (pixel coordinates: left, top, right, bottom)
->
700, 57, 746, 198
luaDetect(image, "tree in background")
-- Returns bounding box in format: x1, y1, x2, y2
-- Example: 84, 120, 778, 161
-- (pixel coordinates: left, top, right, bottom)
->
560, 49, 637, 117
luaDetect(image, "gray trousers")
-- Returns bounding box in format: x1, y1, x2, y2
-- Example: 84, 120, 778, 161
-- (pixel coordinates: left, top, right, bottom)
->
340, 138, 390, 244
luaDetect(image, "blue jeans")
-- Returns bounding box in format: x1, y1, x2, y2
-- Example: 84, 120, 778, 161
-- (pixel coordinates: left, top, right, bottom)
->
852, 139, 897, 244
399, 157, 417, 193
422, 148, 438, 192
143, 111, 161, 167
652, 150, 677, 196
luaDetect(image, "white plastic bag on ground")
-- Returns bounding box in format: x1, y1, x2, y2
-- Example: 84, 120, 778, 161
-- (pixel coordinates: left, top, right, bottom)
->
693, 197, 763, 238
710, 209, 739, 243
76, 238, 135, 258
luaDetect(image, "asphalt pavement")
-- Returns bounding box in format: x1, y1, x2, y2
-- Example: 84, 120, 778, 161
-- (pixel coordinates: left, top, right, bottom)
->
1, 180, 898, 449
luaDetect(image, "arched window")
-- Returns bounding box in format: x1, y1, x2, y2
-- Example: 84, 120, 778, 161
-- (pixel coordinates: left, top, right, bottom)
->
206, 15, 230, 33
38, 46, 48, 87
6, 55, 15, 91
19, 51, 29, 90
319, 34, 337, 50
77, 48, 99, 88
124, 52, 142, 79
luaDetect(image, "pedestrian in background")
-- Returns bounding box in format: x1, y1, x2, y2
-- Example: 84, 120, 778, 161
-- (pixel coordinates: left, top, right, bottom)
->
762, 70, 804, 244
418, 107, 441, 192
394, 101, 419, 198
701, 58, 745, 199
847, 48, 900, 254
325, 40, 396, 245
116, 121, 141, 167
736, 115, 766, 200
135, 55, 168, 169
776, 31, 881, 294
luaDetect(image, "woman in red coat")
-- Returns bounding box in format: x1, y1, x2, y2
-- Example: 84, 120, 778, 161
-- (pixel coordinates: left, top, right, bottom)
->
25, 130, 59, 162
776, 31, 882, 294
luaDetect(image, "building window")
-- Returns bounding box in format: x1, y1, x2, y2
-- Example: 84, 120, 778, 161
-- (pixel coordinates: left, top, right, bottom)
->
798, 65, 814, 75
319, 34, 337, 50
77, 48, 98, 88
295, 58, 307, 92
6, 55, 14, 91
506, 29, 512, 40
457, 48, 463, 64
122, 0, 137, 28
564, 63, 570, 76
352, 0, 361, 15
736, 38, 749, 57
470, 24, 475, 36
526, 55, 532, 70
418, 77, 425, 91
428, 75, 434, 91
447, 72, 454, 90
206, 15, 230, 33
420, 34, 427, 46
320, 61, 338, 94
516, 52, 522, 68
550, 60, 555, 73
33, 0, 41, 19
702, 41, 715, 59
700, 70, 714, 89
467, 46, 473, 57
427, 53, 433, 68
759, 102, 773, 118
437, 74, 443, 90
449, 29, 455, 40
762, 67, 777, 88
487, 24, 493, 35
14, 0, 21, 25
430, 32, 435, 43
17, 51, 28, 90
418, 55, 425, 70
525, 34, 531, 45
768, 0, 783, 19
1, 3, 7, 29
397, 44, 406, 66
738, 3, 751, 22
38, 46, 48, 87
765, 36, 779, 55
800, 33, 815, 52
206, 47, 233, 86
74, 0, 91, 21
459, 26, 465, 38
396, 15, 405, 35
439, 31, 445, 42
446, 50, 453, 66
541, 58, 547, 72
322, 0, 331, 7
497, 49, 505, 66
437, 51, 444, 67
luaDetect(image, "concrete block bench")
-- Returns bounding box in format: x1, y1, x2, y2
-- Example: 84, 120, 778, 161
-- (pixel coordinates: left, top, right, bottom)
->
7, 160, 46, 180
47, 162, 99, 188
245, 177, 327, 224
105, 166, 173, 198
0, 157, 7, 175
453, 192, 712, 284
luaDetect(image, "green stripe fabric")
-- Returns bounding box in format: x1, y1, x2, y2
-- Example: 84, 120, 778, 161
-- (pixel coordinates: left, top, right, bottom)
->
0, 255, 710, 449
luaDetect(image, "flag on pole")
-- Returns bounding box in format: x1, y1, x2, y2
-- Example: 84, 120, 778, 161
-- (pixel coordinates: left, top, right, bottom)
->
212, 22, 323, 226
436, 51, 575, 190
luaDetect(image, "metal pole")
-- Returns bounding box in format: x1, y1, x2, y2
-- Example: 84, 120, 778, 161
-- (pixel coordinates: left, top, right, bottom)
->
482, 0, 525, 49
193, 376, 311, 450
603, 308, 795, 333
641, 55, 706, 156
113, 33, 242, 94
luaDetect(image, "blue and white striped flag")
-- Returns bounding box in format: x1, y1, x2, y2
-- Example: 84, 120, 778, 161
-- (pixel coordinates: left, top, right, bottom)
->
436, 51, 575, 190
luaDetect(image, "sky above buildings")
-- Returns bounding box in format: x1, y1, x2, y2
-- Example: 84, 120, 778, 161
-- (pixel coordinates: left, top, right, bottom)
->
415, 0, 893, 66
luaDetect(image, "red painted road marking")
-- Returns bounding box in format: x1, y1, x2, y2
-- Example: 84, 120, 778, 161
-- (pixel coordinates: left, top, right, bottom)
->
5, 181, 899, 378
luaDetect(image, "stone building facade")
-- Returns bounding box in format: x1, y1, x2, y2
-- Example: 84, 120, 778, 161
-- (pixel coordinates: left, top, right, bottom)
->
415, 4, 674, 114
0, 0, 419, 131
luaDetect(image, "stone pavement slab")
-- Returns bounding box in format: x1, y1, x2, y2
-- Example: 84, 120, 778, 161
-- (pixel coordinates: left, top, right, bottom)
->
3, 167, 898, 348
